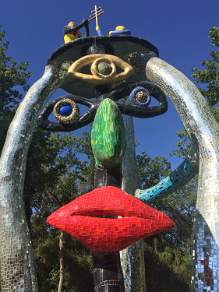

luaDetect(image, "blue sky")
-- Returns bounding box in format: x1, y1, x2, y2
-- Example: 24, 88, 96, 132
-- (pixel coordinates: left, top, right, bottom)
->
0, 0, 218, 168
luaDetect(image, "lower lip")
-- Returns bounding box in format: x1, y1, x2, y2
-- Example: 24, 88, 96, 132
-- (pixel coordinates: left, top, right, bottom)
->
55, 214, 171, 252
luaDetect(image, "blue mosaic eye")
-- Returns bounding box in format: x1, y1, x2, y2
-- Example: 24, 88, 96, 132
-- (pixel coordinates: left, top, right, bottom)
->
129, 86, 151, 106
53, 98, 80, 124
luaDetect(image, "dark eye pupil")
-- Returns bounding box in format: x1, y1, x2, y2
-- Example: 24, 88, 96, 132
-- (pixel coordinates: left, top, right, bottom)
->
97, 61, 113, 76
59, 104, 73, 116
135, 91, 149, 104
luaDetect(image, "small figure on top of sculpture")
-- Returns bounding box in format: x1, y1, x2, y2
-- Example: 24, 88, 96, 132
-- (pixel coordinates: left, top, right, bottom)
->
63, 5, 104, 44
64, 21, 81, 44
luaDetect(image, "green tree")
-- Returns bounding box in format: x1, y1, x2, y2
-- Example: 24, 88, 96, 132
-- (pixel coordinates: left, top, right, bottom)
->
193, 26, 219, 107
137, 152, 170, 189
0, 28, 30, 149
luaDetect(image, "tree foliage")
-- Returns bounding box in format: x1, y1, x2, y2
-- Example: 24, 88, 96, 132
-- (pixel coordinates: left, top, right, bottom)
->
193, 26, 219, 110
0, 28, 30, 150
0, 29, 30, 109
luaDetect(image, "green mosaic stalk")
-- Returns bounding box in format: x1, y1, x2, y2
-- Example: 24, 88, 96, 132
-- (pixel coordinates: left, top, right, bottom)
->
91, 98, 126, 168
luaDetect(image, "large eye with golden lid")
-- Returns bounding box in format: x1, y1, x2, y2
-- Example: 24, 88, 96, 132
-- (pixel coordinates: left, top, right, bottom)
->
68, 54, 134, 85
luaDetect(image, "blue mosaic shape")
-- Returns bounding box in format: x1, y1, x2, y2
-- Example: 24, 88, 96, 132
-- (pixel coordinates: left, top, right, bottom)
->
136, 159, 198, 202
59, 104, 72, 116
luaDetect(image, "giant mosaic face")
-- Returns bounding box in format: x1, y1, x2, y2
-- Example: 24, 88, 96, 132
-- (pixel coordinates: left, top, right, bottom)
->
42, 35, 174, 252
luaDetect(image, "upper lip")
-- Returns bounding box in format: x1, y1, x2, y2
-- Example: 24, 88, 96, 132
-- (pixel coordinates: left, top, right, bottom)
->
47, 186, 174, 252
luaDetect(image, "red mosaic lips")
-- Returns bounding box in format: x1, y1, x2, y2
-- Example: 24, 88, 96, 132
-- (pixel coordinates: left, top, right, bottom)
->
47, 186, 174, 252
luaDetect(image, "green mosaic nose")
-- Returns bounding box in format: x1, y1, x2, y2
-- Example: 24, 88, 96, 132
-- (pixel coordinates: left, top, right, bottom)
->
91, 98, 126, 168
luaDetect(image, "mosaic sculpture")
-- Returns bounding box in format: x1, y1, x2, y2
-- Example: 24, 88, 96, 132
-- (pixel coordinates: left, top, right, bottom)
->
0, 6, 218, 292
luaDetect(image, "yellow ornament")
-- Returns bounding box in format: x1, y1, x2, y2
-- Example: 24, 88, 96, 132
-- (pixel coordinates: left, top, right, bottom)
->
109, 25, 126, 36
115, 25, 125, 31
